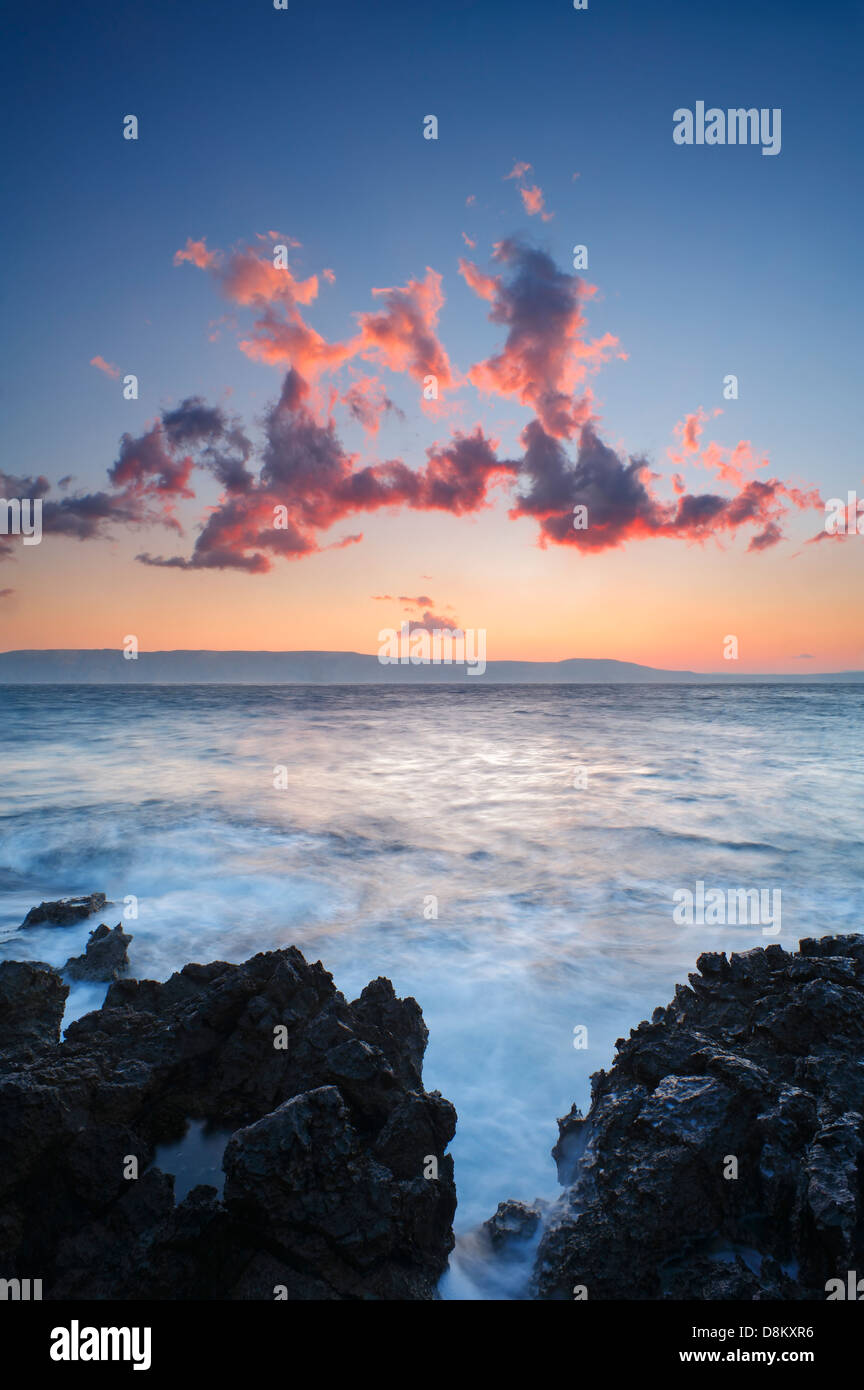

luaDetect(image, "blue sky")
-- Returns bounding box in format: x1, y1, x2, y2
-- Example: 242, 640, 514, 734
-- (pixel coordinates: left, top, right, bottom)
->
0, 0, 861, 667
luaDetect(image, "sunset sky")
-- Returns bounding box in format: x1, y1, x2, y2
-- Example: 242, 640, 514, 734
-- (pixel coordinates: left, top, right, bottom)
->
1, 0, 861, 672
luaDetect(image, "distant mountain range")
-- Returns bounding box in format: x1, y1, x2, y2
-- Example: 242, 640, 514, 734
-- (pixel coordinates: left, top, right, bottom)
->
1, 649, 862, 684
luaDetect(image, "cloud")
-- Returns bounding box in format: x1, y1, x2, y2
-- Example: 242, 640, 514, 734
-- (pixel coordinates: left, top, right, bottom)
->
176, 235, 345, 395
90, 355, 120, 379
509, 420, 820, 554
340, 374, 402, 436
505, 161, 553, 219
747, 520, 783, 551
26, 235, 817, 574
8, 399, 255, 563
135, 364, 515, 571
405, 609, 462, 635
519, 184, 553, 220
355, 268, 455, 393
105, 399, 256, 517
458, 257, 499, 302
381, 591, 462, 634
173, 237, 220, 270
678, 407, 713, 453
177, 235, 455, 409
175, 235, 318, 307
238, 306, 356, 384
217, 244, 318, 308
668, 408, 769, 488
461, 239, 617, 438
0, 465, 178, 562
108, 426, 196, 512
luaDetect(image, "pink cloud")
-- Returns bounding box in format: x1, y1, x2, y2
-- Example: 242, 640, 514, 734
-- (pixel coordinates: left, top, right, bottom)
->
58, 232, 812, 574
340, 373, 401, 435
173, 237, 220, 270
355, 268, 455, 393
462, 240, 617, 438
510, 420, 821, 555
458, 257, 499, 303
90, 355, 120, 379
520, 184, 553, 220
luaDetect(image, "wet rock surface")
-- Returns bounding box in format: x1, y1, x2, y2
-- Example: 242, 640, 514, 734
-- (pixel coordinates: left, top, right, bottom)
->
19, 893, 107, 929
527, 935, 864, 1300
0, 943, 456, 1299
62, 922, 133, 982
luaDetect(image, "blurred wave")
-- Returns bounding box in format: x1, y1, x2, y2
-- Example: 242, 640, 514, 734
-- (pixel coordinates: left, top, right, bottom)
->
1, 682, 862, 1249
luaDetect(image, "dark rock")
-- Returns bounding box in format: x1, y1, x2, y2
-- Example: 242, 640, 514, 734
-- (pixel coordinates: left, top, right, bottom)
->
63, 923, 132, 981
0, 945, 456, 1300
0, 959, 68, 1053
20, 893, 107, 929
526, 935, 864, 1300
483, 1198, 546, 1249
223, 1083, 453, 1299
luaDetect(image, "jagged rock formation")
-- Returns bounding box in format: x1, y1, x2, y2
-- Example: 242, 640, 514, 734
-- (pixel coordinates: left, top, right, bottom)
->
0, 946, 456, 1299
484, 1198, 546, 1250
19, 893, 107, 929
0, 960, 69, 1053
63, 923, 132, 981
530, 935, 864, 1300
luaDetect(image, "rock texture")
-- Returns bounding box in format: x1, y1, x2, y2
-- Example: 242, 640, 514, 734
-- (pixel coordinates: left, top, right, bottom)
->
0, 960, 69, 1054
19, 893, 107, 929
531, 936, 864, 1300
63, 923, 132, 981
484, 1198, 546, 1250
0, 945, 456, 1299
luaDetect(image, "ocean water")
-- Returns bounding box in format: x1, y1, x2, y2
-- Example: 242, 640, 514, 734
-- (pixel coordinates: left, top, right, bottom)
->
1, 683, 863, 1294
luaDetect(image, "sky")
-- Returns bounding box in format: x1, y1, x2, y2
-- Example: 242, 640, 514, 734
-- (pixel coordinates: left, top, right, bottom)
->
0, 0, 861, 672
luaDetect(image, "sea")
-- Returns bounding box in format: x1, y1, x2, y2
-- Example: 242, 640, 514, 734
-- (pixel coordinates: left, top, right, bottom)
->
1, 683, 862, 1296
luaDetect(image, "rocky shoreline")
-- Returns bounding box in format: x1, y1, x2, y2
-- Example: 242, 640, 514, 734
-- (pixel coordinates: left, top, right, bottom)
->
488, 933, 864, 1300
2, 897, 863, 1300
0, 902, 456, 1299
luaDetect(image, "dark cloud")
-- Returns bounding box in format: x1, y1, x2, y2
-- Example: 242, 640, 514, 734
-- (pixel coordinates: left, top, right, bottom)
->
137, 371, 515, 571
1, 468, 170, 559
462, 239, 616, 438
509, 422, 807, 553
